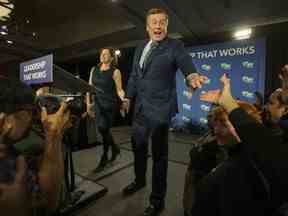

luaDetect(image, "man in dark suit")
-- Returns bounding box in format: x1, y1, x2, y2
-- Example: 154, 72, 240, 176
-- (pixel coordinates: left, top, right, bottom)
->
122, 8, 207, 216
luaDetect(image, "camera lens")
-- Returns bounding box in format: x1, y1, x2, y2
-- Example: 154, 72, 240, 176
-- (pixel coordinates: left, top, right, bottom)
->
37, 96, 61, 114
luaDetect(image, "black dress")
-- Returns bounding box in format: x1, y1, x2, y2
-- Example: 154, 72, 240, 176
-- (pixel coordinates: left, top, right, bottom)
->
91, 66, 117, 130
89, 66, 120, 169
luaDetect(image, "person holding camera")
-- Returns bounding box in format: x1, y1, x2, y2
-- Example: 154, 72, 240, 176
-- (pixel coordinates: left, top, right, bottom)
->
0, 77, 71, 215
87, 47, 125, 172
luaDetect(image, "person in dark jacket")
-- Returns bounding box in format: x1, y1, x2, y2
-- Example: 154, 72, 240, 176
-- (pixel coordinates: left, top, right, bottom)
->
121, 7, 207, 216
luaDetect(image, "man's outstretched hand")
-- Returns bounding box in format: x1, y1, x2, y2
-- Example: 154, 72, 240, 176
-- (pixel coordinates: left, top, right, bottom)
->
186, 73, 208, 89
121, 98, 131, 114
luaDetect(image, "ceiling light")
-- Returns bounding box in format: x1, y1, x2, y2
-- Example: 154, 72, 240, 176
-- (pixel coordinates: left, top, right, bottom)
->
6, 40, 13, 44
1, 25, 7, 29
233, 28, 252, 40
0, 31, 7, 35
115, 49, 121, 56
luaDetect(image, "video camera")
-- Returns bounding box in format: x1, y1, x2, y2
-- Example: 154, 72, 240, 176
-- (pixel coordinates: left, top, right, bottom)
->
36, 94, 85, 116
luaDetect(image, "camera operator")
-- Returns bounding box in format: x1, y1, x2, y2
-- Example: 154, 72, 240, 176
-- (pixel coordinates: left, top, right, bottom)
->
0, 77, 70, 215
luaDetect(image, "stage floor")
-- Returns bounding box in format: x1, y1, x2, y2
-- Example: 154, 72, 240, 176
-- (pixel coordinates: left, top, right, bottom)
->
72, 126, 200, 216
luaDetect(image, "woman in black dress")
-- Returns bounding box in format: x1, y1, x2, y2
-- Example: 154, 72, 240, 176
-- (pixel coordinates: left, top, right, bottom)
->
87, 47, 125, 172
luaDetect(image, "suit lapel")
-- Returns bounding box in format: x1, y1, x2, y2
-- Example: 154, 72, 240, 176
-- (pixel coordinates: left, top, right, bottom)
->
142, 46, 158, 76
136, 41, 148, 78
137, 41, 147, 62
142, 38, 168, 78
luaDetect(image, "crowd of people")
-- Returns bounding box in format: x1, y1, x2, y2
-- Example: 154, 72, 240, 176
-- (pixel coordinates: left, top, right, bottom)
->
0, 78, 70, 215
183, 66, 288, 216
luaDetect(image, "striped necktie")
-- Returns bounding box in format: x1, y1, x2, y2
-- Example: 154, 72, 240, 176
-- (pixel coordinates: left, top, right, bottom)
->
142, 41, 158, 70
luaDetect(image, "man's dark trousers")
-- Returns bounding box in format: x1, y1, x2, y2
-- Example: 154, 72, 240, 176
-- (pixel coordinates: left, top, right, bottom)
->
132, 110, 169, 208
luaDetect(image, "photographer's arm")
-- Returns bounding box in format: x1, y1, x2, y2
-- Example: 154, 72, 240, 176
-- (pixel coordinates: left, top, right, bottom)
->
38, 103, 70, 211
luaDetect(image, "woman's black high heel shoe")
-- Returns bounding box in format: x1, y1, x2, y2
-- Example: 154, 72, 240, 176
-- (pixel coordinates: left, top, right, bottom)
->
110, 146, 120, 162
93, 154, 108, 173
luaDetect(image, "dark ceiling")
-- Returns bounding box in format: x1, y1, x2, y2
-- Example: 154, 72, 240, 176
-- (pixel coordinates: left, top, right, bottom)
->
1, 0, 288, 64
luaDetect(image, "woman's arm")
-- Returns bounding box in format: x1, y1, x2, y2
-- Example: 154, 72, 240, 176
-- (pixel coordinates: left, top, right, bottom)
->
86, 67, 95, 106
86, 67, 96, 117
113, 69, 125, 101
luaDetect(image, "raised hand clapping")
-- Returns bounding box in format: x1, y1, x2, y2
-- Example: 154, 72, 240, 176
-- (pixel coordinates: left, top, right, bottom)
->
200, 73, 239, 113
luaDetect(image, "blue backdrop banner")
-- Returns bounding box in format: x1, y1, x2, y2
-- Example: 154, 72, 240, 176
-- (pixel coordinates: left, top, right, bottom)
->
174, 38, 266, 130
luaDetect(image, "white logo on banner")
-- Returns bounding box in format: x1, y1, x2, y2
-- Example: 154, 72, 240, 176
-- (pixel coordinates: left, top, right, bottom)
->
183, 90, 192, 99
201, 64, 212, 71
242, 91, 254, 99
200, 104, 211, 112
242, 76, 254, 84
183, 104, 192, 111
220, 63, 232, 70
204, 78, 211, 84
199, 118, 208, 124
182, 116, 191, 122
242, 61, 254, 69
